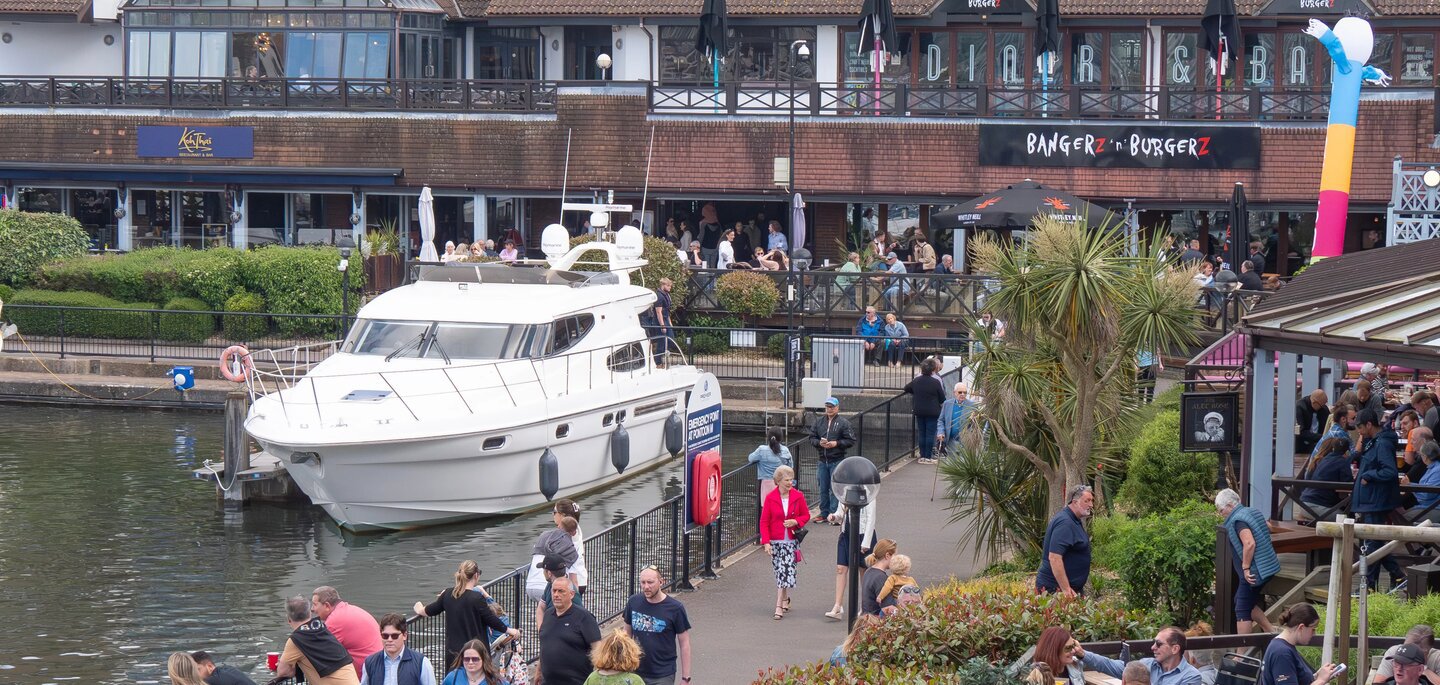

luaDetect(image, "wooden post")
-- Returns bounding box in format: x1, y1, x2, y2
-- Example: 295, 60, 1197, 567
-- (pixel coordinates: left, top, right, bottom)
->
223, 391, 250, 507
1322, 514, 1346, 666
1340, 520, 1355, 670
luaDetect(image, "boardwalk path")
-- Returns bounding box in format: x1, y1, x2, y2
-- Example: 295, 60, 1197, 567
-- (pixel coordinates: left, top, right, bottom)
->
676, 457, 987, 681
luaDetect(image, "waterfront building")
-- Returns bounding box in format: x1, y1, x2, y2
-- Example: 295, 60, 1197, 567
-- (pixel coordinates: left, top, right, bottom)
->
1, 0, 1437, 270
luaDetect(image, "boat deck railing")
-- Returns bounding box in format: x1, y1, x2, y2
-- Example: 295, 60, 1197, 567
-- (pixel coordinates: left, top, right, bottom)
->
243, 337, 690, 428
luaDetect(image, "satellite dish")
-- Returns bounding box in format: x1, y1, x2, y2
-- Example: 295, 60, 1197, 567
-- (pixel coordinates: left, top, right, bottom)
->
590, 211, 611, 229
615, 226, 644, 260
541, 223, 570, 261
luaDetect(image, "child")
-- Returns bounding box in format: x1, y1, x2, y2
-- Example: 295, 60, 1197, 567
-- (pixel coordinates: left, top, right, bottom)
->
876, 553, 918, 603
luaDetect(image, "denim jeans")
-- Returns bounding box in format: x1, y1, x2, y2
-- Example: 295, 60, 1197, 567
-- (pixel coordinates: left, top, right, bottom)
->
915, 415, 939, 460
1359, 511, 1404, 589
816, 458, 839, 518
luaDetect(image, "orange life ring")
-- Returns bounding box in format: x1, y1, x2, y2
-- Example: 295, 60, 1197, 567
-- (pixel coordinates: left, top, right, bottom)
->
219, 345, 254, 382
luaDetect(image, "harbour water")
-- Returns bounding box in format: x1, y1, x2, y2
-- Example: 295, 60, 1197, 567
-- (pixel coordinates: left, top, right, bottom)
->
0, 405, 765, 684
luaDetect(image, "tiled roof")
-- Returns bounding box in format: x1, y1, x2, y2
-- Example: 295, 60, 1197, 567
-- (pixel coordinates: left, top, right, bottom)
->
454, 0, 487, 16
0, 0, 87, 14
1061, 0, 1264, 15
1375, 0, 1440, 14
482, 0, 937, 16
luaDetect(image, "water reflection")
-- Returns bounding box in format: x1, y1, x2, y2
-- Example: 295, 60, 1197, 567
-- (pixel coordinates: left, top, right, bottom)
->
0, 405, 763, 684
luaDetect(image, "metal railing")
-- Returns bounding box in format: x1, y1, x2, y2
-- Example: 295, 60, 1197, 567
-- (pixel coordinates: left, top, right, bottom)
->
0, 76, 558, 112
681, 268, 995, 326
649, 81, 1437, 122
1272, 477, 1440, 525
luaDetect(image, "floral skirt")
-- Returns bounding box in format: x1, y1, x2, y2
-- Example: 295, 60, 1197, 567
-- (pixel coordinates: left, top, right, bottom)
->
771, 539, 798, 589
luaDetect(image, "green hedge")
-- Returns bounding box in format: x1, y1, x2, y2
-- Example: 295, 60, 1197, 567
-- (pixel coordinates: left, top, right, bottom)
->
6, 290, 155, 338
753, 662, 975, 684
242, 245, 361, 337
1091, 500, 1220, 626
1116, 409, 1218, 516
223, 291, 269, 341
157, 297, 216, 343
0, 284, 14, 304
0, 210, 90, 286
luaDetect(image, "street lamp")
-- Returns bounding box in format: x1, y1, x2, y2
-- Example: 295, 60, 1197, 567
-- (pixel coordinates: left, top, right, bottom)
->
337, 235, 354, 337
786, 38, 810, 408
831, 455, 881, 631
596, 53, 612, 80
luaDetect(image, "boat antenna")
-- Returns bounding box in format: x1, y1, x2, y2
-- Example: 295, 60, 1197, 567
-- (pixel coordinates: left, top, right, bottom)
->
560, 128, 573, 218
640, 124, 655, 232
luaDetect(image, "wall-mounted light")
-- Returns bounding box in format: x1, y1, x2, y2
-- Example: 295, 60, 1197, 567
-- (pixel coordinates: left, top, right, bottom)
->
615, 38, 624, 49
349, 212, 362, 226
103, 34, 115, 46
1, 33, 12, 44
551, 39, 560, 51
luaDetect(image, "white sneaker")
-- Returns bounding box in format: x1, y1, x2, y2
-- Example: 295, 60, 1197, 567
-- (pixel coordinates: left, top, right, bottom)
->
824, 608, 844, 620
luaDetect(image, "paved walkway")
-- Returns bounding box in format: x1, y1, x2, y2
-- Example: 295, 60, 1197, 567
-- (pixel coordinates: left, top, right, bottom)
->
676, 457, 988, 681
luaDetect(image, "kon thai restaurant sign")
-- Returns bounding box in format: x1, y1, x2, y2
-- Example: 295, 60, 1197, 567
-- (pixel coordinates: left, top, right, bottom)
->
978, 123, 1262, 170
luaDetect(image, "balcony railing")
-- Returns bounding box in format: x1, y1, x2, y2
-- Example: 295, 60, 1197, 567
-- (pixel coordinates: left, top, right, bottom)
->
649, 81, 1439, 122
0, 77, 558, 112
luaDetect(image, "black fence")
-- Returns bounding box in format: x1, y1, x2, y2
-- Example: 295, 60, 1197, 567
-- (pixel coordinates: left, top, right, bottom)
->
681, 268, 995, 327
0, 76, 558, 112
649, 81, 1438, 123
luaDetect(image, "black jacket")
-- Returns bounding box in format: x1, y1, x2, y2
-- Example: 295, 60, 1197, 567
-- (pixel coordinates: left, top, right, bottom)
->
809, 414, 856, 462
1238, 270, 1264, 292
904, 373, 947, 418
1296, 398, 1330, 455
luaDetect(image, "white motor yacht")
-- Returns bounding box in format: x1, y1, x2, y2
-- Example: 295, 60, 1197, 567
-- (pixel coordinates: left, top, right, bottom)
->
242, 228, 698, 531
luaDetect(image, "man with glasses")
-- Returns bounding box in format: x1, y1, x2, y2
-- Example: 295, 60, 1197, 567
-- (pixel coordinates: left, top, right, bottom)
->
856, 307, 884, 365
1379, 643, 1438, 685
1077, 627, 1202, 685
936, 382, 975, 457
360, 614, 436, 685
624, 566, 693, 685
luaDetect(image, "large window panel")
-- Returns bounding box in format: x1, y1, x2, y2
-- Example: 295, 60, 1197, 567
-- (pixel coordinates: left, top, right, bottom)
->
128, 31, 172, 77
232, 31, 286, 77
1282, 32, 1314, 88
1109, 32, 1143, 88
172, 31, 227, 77
1400, 33, 1434, 85
1165, 31, 1198, 87
1070, 32, 1101, 86
956, 32, 987, 86
738, 27, 817, 83
659, 26, 703, 81
994, 32, 1025, 86
917, 32, 951, 84
342, 31, 389, 78
1244, 32, 1274, 88
285, 31, 341, 77
1372, 33, 1395, 82
475, 27, 537, 81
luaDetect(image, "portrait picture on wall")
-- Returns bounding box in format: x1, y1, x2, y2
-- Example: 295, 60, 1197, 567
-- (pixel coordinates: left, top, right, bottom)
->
1181, 392, 1240, 453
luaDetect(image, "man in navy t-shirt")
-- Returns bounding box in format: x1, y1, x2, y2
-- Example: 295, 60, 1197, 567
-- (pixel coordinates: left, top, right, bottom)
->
1036, 485, 1095, 597
625, 566, 692, 685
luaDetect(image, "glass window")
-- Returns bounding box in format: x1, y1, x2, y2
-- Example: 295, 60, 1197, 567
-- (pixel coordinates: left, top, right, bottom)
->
172, 31, 227, 77
549, 314, 594, 354
232, 31, 286, 77
565, 26, 610, 80
956, 32, 987, 86
1070, 32, 1101, 86
246, 192, 286, 247
1244, 32, 1274, 88
344, 320, 431, 356
178, 190, 226, 248
1400, 33, 1434, 85
18, 187, 61, 213
842, 30, 906, 84
342, 31, 390, 78
128, 31, 172, 77
607, 342, 647, 372
917, 32, 951, 85
130, 190, 173, 250
1283, 32, 1314, 88
70, 189, 119, 250
1373, 33, 1395, 81
286, 31, 342, 77
1109, 32, 1143, 88
475, 27, 538, 81
995, 32, 1025, 86
659, 26, 702, 82
1165, 32, 1200, 87
293, 193, 349, 245
426, 323, 514, 360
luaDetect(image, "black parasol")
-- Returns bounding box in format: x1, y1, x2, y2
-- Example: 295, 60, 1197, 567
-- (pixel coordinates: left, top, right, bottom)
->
858, 0, 898, 57
696, 0, 729, 61
1201, 0, 1240, 67
1229, 181, 1249, 271
1035, 0, 1061, 65
930, 180, 1113, 230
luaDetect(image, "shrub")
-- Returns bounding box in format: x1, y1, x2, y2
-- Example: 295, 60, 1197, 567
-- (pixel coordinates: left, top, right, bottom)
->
764, 331, 811, 360
36, 247, 210, 304
846, 577, 1161, 670
223, 291, 269, 341
240, 245, 362, 337
1094, 499, 1220, 626
180, 248, 247, 309
716, 270, 781, 318
683, 313, 742, 356
0, 284, 14, 304
568, 234, 689, 310
157, 297, 216, 343
0, 210, 91, 285
1116, 410, 1217, 516
5, 290, 154, 338
752, 662, 970, 685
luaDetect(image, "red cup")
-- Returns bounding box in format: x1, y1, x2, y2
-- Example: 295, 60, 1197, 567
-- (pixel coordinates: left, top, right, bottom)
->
267, 652, 279, 671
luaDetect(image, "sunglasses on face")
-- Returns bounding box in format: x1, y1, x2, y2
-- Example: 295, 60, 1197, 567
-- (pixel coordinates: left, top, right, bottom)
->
381, 632, 404, 640
462, 657, 482, 664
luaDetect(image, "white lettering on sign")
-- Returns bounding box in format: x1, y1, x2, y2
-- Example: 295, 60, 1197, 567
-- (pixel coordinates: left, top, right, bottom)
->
1023, 131, 1214, 161
1250, 44, 1269, 84
1076, 44, 1097, 84
925, 43, 942, 81
1298, 0, 1334, 7
1289, 45, 1309, 85
968, 0, 998, 7
1171, 45, 1192, 84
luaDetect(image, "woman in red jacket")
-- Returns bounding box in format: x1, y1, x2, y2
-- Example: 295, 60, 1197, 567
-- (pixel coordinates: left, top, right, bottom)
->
760, 465, 809, 621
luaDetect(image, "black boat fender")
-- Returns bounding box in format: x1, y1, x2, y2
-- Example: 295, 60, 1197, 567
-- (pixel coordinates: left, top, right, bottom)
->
538, 448, 559, 500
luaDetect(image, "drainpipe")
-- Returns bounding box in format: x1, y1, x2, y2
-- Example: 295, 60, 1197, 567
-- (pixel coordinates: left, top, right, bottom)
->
639, 18, 655, 83
538, 27, 550, 81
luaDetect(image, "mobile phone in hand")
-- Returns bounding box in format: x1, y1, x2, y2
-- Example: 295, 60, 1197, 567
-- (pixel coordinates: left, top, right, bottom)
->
1331, 663, 1347, 682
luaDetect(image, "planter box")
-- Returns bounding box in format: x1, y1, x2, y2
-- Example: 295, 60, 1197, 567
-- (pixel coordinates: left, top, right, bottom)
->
730, 330, 758, 347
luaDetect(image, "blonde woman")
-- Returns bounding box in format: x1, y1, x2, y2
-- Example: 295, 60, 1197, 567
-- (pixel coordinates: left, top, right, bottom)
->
585, 631, 646, 685
759, 465, 809, 620
414, 560, 520, 664
167, 652, 207, 685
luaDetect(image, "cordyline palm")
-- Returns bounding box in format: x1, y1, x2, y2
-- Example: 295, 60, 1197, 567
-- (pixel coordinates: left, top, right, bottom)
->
967, 216, 1199, 513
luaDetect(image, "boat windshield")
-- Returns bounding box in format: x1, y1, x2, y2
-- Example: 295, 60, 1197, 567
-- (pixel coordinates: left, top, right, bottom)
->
343, 320, 533, 360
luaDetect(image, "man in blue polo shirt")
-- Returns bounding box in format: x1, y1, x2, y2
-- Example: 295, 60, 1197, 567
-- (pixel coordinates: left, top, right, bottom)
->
1036, 485, 1095, 597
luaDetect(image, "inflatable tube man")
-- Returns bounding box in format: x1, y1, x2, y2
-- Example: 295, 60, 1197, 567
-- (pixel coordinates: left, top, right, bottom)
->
1304, 17, 1390, 261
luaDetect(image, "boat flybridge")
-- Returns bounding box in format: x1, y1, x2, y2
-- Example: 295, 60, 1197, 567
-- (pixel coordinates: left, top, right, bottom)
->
241, 226, 699, 531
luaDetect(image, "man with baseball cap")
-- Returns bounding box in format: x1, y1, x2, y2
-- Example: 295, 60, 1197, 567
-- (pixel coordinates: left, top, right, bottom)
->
1373, 626, 1440, 685
1379, 643, 1438, 685
882, 252, 909, 311
808, 396, 855, 522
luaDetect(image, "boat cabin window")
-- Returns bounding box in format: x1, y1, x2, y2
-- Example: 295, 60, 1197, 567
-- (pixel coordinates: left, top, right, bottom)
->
549, 314, 595, 355
607, 342, 647, 372
343, 319, 534, 359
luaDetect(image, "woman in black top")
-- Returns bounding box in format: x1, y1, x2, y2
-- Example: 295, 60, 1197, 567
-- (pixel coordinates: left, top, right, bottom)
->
414, 560, 519, 665
903, 358, 948, 464
1261, 603, 1336, 685
1298, 437, 1354, 518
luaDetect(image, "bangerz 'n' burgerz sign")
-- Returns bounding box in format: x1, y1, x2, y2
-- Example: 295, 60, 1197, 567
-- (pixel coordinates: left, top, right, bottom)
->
978, 123, 1261, 170
138, 126, 254, 159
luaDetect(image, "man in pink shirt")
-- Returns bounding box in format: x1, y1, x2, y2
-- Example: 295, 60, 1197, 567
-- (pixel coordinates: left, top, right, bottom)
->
312, 586, 382, 677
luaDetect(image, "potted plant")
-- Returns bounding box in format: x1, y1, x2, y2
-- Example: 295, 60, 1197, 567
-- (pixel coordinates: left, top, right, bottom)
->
715, 270, 780, 344
363, 218, 403, 293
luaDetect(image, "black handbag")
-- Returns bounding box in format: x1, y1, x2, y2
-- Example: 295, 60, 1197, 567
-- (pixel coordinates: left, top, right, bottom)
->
793, 525, 809, 544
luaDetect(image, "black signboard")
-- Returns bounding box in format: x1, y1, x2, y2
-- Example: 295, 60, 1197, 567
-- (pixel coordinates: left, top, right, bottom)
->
978, 123, 1261, 170
1256, 0, 1374, 15
1180, 392, 1240, 453
943, 0, 1030, 13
